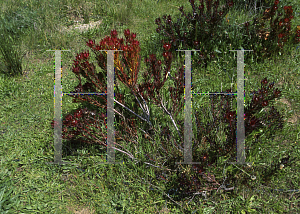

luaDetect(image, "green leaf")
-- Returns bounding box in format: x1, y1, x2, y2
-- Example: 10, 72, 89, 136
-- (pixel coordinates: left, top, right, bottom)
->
215, 48, 222, 53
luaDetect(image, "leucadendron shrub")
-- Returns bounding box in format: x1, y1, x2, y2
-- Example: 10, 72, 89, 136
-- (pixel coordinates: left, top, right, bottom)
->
50, 26, 286, 202
154, 0, 299, 71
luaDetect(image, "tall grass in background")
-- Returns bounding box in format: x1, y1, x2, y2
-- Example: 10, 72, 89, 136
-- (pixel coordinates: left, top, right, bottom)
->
0, 4, 40, 78
0, 22, 24, 78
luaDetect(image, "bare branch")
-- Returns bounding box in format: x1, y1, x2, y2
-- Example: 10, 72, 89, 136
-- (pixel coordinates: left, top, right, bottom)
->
160, 96, 184, 151
114, 99, 148, 122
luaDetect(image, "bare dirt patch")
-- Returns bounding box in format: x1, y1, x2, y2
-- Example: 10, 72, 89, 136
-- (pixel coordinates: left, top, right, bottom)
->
66, 206, 95, 214
58, 19, 103, 34
278, 97, 299, 124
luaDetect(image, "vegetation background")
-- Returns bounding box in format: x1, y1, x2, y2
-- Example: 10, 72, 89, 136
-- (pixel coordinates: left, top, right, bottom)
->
0, 0, 299, 213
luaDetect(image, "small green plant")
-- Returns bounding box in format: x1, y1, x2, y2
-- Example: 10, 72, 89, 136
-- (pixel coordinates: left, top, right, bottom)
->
0, 169, 20, 213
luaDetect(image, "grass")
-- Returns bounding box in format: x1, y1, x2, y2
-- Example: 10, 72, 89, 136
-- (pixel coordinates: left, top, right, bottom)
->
0, 0, 299, 213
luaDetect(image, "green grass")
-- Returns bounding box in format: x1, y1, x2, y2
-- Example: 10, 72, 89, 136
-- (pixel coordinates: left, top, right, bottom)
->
0, 0, 299, 213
